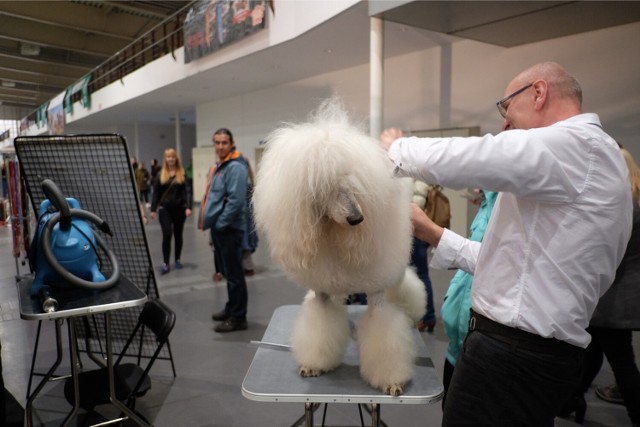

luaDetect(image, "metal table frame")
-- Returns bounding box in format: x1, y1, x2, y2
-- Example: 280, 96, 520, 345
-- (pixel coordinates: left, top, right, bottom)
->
242, 305, 444, 427
17, 275, 148, 427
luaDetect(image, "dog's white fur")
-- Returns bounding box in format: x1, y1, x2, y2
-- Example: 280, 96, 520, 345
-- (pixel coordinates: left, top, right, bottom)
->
253, 100, 426, 395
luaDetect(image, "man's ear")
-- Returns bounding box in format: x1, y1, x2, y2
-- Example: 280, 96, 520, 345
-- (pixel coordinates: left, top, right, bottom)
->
532, 80, 547, 111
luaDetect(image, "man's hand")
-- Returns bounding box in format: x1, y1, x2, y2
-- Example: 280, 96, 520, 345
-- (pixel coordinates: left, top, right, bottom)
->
379, 128, 404, 151
410, 203, 444, 247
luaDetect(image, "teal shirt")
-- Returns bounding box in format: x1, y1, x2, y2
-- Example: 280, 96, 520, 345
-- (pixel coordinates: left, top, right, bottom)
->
441, 191, 498, 366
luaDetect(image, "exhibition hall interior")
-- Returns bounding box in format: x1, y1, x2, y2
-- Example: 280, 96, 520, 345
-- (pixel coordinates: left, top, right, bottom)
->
0, 1, 639, 426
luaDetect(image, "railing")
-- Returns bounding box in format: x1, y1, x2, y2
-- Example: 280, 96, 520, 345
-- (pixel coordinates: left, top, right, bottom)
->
25, 1, 196, 127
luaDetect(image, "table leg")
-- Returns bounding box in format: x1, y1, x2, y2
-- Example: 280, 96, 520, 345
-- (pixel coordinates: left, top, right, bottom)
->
304, 402, 314, 427
25, 320, 42, 400
59, 319, 80, 426
25, 319, 64, 427
370, 403, 380, 427
105, 312, 151, 427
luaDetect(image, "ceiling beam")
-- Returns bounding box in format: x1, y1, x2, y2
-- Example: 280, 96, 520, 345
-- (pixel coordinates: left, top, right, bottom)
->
0, 55, 90, 80
0, 68, 73, 89
0, 1, 171, 40
101, 1, 177, 20
0, 14, 125, 56
0, 10, 133, 42
0, 44, 101, 70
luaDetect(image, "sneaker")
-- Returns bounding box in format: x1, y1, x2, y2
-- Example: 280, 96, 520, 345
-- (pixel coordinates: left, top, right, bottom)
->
244, 269, 255, 277
214, 318, 248, 333
595, 384, 624, 405
159, 263, 170, 275
175, 260, 183, 270
212, 272, 224, 282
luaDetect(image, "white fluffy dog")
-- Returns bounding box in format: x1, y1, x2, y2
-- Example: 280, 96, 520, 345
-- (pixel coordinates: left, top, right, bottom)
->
252, 100, 426, 395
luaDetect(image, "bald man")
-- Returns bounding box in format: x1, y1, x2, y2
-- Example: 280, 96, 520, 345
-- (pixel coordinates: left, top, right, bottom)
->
381, 62, 632, 426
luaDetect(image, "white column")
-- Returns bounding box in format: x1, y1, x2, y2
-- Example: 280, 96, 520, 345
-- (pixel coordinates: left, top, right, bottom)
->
133, 120, 139, 161
175, 111, 182, 161
370, 16, 384, 139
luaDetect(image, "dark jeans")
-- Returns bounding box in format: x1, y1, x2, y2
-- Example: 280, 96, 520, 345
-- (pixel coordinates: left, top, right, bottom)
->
410, 237, 434, 323
442, 330, 582, 426
158, 207, 186, 264
211, 227, 247, 320
581, 326, 640, 424
214, 247, 223, 275
442, 358, 455, 409
139, 189, 149, 203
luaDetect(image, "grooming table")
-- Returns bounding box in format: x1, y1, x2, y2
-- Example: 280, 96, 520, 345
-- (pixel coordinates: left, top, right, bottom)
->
242, 305, 444, 427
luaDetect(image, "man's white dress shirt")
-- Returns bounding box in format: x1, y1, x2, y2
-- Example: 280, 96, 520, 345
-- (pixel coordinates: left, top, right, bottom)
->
389, 113, 632, 347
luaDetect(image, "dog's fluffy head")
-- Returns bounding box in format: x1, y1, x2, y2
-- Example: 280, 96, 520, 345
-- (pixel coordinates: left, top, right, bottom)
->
253, 100, 413, 294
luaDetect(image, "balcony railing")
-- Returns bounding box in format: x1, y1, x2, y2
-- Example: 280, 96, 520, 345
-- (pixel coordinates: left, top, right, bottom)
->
25, 1, 196, 128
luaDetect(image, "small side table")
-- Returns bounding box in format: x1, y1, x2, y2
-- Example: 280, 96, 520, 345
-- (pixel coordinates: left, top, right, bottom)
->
17, 275, 147, 427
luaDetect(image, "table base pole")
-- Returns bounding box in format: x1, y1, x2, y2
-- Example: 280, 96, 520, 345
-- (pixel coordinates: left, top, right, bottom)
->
25, 319, 64, 427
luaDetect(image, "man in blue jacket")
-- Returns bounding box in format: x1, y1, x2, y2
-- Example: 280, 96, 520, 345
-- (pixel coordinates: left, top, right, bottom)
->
202, 128, 249, 332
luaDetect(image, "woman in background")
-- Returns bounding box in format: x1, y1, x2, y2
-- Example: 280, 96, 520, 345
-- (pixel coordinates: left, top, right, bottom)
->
150, 148, 192, 274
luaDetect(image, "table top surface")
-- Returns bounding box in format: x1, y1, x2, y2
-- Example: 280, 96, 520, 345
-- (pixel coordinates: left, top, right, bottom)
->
242, 305, 444, 405
17, 275, 147, 320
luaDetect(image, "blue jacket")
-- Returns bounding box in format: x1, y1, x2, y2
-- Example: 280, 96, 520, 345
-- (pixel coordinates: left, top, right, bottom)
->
202, 154, 248, 232
441, 191, 498, 366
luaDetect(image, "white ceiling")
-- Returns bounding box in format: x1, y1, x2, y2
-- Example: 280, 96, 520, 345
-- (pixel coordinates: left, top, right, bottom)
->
4, 1, 640, 129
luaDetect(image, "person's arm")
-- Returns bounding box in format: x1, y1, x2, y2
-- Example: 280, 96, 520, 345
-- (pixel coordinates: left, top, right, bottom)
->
431, 229, 481, 275
410, 202, 479, 273
410, 203, 442, 246
150, 181, 162, 220
384, 127, 589, 203
140, 203, 148, 225
183, 182, 192, 217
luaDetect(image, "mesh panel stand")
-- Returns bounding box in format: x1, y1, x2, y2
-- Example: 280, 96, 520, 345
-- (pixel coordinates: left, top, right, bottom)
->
14, 134, 175, 378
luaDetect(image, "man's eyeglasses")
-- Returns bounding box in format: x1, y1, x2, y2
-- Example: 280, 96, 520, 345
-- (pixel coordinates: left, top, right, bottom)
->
496, 83, 533, 118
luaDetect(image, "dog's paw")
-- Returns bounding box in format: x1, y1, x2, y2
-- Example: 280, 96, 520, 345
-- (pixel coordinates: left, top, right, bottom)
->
299, 367, 325, 377
383, 383, 404, 396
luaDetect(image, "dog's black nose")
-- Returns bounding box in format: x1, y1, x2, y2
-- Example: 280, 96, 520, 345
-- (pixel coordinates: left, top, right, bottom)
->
347, 215, 363, 226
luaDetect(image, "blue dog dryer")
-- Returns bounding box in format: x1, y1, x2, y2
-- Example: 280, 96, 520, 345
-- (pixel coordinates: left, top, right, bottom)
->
31, 179, 120, 296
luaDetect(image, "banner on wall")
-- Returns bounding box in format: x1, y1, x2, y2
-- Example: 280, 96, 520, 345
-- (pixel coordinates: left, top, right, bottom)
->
183, 0, 268, 64
36, 102, 48, 129
64, 74, 92, 114
47, 92, 66, 135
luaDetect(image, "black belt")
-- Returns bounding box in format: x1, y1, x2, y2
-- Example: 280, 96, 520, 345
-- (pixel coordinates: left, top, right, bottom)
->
469, 309, 581, 355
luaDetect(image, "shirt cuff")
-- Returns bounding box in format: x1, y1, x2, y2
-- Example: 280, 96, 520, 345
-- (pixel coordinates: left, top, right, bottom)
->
430, 228, 464, 270
389, 139, 408, 177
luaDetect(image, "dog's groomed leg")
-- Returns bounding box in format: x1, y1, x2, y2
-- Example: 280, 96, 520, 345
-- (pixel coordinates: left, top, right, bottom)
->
358, 292, 416, 395
291, 291, 349, 377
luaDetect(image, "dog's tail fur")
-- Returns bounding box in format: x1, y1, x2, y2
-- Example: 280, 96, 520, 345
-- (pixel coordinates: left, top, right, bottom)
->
385, 267, 428, 323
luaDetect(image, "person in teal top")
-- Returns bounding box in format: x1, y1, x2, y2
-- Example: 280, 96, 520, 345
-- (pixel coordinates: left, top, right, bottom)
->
441, 190, 498, 404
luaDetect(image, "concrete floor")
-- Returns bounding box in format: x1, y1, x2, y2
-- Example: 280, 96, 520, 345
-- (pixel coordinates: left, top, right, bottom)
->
0, 208, 636, 426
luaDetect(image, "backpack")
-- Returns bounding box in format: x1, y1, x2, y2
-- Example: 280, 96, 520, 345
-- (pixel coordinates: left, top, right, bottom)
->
425, 185, 451, 228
